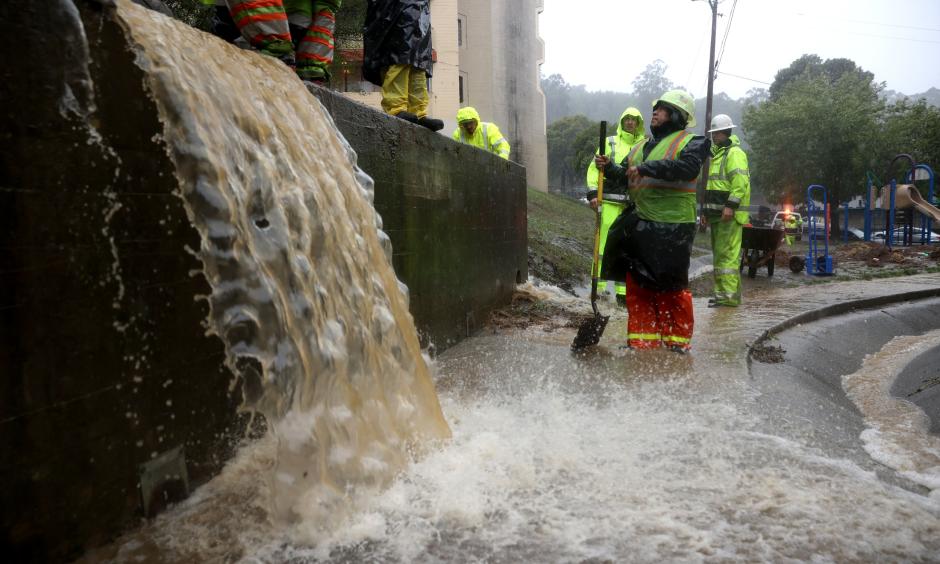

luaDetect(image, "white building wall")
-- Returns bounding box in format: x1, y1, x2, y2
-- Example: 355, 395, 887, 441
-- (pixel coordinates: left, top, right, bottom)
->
429, 0, 460, 130
457, 0, 548, 191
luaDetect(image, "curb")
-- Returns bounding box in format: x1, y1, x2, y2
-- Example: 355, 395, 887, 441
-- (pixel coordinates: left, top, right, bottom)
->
747, 287, 940, 361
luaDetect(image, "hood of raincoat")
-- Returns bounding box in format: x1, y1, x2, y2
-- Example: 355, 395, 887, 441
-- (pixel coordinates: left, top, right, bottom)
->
712, 134, 741, 155
362, 0, 433, 86
456, 106, 481, 125
616, 107, 644, 141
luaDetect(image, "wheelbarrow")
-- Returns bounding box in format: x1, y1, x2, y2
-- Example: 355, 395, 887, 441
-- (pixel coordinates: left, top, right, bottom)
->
739, 225, 785, 278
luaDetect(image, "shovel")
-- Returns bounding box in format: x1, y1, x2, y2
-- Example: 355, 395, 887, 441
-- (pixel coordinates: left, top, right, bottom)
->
572, 121, 610, 350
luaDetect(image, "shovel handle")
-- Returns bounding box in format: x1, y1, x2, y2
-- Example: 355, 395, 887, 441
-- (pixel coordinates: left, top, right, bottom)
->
591, 121, 607, 304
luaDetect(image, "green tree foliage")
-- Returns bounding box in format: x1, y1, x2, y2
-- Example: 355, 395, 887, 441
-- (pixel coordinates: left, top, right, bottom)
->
744, 56, 884, 210
878, 99, 940, 180
631, 60, 675, 102
541, 61, 748, 139
164, 0, 214, 29
335, 0, 366, 43
547, 115, 596, 189
542, 74, 573, 123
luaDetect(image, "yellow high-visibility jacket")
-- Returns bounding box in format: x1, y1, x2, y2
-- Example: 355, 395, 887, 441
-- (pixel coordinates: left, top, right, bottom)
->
452, 107, 510, 160
586, 106, 645, 189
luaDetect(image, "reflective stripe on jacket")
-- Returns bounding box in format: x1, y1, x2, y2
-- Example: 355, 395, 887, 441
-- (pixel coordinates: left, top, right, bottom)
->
626, 130, 697, 223
705, 135, 750, 224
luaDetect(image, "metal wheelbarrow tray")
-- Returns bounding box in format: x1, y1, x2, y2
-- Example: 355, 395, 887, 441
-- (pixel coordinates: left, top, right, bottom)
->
740, 225, 785, 278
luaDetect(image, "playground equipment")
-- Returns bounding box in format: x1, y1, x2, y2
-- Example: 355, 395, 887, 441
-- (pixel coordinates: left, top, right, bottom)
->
806, 184, 834, 275
864, 154, 937, 247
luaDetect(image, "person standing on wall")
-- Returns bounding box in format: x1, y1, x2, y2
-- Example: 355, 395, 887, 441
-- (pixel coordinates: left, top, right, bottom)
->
362, 0, 445, 131
203, 0, 342, 83
452, 107, 511, 160
594, 90, 710, 353
584, 107, 645, 306
702, 114, 750, 308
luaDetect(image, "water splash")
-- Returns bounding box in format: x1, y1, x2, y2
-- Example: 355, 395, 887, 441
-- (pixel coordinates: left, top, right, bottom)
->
114, 0, 449, 532
843, 330, 940, 491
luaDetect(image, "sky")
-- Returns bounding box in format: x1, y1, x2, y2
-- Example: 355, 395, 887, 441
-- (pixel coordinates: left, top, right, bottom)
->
538, 0, 940, 100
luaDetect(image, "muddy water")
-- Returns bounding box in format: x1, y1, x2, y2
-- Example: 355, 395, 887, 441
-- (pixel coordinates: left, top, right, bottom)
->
91, 273, 940, 562
112, 0, 449, 535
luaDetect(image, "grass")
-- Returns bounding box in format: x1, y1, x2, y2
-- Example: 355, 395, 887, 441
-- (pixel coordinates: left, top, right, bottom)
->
527, 188, 594, 291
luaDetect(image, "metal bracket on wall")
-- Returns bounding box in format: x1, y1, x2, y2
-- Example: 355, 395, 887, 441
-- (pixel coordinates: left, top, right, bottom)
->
138, 446, 190, 518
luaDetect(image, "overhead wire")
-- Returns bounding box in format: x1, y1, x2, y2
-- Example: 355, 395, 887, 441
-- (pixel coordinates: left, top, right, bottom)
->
714, 0, 738, 72
700, 0, 738, 95
794, 12, 940, 34
715, 70, 771, 85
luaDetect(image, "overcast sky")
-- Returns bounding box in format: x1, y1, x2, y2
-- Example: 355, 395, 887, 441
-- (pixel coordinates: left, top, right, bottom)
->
539, 0, 940, 99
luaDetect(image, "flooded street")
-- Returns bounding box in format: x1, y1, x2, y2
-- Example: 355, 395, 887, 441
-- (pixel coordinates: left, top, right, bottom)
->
89, 273, 940, 563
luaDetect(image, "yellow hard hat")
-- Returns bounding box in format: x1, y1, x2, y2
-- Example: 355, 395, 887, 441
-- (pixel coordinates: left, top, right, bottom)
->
652, 89, 696, 128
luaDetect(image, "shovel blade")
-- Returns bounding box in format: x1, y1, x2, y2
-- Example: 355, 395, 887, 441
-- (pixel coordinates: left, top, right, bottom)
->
571, 313, 610, 350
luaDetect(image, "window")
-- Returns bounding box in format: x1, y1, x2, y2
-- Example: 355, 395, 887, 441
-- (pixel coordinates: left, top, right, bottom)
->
459, 73, 467, 104
457, 14, 467, 48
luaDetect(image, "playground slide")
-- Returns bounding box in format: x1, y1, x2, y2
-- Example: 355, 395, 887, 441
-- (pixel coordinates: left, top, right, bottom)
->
880, 184, 940, 222
894, 184, 940, 222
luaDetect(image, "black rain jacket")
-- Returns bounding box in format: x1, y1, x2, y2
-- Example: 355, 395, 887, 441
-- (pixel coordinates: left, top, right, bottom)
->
362, 0, 434, 86
600, 121, 709, 292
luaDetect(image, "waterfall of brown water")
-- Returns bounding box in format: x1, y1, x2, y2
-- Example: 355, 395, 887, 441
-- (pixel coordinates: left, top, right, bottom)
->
114, 0, 450, 530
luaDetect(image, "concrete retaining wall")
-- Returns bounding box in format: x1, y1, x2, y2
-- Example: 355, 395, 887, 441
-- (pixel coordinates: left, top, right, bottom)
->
310, 87, 527, 350
0, 1, 526, 561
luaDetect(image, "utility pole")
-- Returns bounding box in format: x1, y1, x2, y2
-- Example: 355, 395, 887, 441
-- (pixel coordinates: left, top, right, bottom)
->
694, 0, 720, 225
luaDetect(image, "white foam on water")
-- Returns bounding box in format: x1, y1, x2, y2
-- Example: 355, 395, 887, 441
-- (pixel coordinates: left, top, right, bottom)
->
249, 376, 940, 562
843, 330, 940, 492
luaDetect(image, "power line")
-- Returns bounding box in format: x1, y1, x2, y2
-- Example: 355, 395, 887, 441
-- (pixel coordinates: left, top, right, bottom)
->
715, 70, 771, 85
795, 12, 940, 33
714, 0, 738, 71
819, 28, 940, 45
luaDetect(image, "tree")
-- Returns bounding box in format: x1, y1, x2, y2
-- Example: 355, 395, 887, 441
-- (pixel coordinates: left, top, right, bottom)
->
164, 0, 214, 29
547, 115, 595, 189
744, 57, 884, 226
631, 60, 675, 100
542, 74, 573, 124
630, 60, 678, 117
878, 99, 940, 186
741, 87, 769, 109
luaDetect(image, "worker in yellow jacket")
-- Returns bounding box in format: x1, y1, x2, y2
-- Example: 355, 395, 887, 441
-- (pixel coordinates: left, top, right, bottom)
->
703, 114, 750, 307
584, 107, 645, 303
452, 107, 511, 160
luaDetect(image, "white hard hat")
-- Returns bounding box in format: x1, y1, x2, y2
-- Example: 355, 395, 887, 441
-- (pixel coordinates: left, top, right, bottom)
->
707, 114, 736, 133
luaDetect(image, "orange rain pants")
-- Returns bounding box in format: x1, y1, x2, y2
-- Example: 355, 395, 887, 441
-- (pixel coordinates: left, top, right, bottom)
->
624, 273, 694, 351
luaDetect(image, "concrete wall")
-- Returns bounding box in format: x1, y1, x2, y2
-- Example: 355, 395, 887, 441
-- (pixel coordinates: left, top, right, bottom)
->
0, 2, 249, 561
0, 1, 526, 561
310, 86, 528, 349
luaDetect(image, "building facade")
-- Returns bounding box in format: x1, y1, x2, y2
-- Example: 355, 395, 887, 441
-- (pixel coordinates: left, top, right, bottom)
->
456, 0, 548, 190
